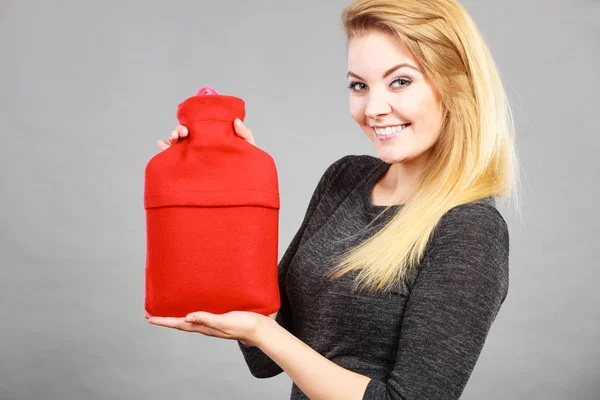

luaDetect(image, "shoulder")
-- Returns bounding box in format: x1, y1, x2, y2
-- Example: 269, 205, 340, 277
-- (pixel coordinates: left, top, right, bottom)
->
435, 200, 509, 249
320, 154, 383, 188
337, 154, 383, 174
426, 200, 510, 300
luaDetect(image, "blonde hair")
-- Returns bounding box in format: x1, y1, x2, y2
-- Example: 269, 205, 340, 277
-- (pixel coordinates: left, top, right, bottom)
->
326, 0, 521, 294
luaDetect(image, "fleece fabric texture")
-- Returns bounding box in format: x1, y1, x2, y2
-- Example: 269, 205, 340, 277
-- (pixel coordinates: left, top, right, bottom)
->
237, 154, 510, 400
144, 93, 280, 318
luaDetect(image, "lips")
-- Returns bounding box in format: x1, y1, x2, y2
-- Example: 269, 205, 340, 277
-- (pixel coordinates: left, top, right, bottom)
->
373, 123, 411, 135
371, 123, 410, 129
372, 123, 411, 141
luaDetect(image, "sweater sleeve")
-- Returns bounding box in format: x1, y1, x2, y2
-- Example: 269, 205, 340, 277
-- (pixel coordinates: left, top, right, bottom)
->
362, 203, 510, 400
236, 155, 351, 378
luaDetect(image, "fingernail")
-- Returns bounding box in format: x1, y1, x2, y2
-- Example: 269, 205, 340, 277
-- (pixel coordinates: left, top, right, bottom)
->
185, 315, 195, 322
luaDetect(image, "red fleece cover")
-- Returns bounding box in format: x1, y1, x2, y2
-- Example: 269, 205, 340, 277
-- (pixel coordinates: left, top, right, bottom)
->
144, 91, 280, 317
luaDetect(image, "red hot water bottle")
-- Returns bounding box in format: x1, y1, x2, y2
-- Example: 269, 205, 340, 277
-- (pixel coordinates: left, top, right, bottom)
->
144, 88, 280, 317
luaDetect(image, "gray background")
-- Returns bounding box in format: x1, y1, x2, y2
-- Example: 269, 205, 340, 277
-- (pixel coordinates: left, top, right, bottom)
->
1, 0, 598, 399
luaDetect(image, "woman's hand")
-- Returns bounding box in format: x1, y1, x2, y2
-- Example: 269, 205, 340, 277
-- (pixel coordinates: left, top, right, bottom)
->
145, 311, 277, 321
144, 309, 277, 347
157, 118, 256, 151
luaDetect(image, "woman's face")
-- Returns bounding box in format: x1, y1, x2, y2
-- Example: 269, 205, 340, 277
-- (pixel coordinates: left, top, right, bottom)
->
347, 30, 444, 166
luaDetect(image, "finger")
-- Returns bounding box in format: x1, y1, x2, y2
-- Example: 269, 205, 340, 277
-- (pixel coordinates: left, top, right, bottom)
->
170, 130, 179, 144
234, 119, 256, 146
185, 312, 230, 332
193, 324, 232, 339
233, 118, 251, 138
186, 314, 233, 338
157, 140, 171, 151
176, 125, 188, 138
147, 317, 187, 330
148, 317, 228, 337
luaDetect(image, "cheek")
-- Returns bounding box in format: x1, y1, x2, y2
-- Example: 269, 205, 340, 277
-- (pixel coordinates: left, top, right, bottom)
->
349, 98, 365, 124
402, 92, 443, 131
423, 100, 444, 135
421, 88, 444, 129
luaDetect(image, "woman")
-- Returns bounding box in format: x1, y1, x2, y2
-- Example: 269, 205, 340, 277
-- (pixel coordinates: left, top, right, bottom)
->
147, 0, 519, 398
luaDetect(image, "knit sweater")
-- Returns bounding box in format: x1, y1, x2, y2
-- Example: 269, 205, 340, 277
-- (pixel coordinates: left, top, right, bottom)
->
237, 154, 510, 400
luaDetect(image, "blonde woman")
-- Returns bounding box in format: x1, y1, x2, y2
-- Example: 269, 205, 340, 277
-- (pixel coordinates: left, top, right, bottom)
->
147, 0, 519, 398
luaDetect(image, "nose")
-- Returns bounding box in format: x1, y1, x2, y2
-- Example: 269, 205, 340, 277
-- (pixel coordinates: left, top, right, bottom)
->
364, 93, 392, 119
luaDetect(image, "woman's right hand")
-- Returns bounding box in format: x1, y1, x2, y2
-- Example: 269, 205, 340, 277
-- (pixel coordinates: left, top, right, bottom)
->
157, 125, 188, 151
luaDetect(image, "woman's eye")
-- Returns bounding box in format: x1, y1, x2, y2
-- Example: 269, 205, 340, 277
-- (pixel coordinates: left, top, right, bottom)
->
392, 78, 411, 88
347, 78, 411, 92
347, 81, 367, 92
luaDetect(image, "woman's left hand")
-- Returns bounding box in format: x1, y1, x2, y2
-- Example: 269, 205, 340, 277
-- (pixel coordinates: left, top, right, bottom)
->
145, 310, 268, 347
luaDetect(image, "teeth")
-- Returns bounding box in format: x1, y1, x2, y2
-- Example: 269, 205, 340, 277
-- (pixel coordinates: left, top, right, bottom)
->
374, 124, 409, 136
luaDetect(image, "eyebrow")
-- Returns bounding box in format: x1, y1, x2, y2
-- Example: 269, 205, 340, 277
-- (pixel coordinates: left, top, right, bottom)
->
347, 63, 421, 80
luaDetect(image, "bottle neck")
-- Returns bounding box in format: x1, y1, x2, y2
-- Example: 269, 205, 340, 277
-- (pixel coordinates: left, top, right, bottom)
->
176, 94, 246, 147
184, 119, 237, 147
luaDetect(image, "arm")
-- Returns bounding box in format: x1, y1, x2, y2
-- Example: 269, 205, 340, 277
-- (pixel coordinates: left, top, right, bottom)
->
237, 155, 351, 378
363, 204, 510, 399
251, 203, 509, 400
254, 317, 372, 399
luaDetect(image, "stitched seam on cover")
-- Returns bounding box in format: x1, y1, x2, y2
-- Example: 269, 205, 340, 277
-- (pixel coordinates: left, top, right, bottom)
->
146, 189, 279, 195
180, 118, 237, 123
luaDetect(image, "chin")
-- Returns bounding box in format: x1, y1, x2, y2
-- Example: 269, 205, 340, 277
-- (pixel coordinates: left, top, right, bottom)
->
374, 148, 407, 165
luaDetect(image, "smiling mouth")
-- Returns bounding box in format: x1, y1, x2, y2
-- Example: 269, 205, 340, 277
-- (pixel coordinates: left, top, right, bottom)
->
373, 123, 411, 137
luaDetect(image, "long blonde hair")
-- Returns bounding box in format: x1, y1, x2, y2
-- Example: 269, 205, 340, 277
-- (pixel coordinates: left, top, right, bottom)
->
326, 0, 521, 294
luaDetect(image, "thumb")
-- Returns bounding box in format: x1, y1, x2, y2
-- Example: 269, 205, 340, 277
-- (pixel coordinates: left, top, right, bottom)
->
157, 140, 171, 151
234, 118, 256, 146
185, 312, 213, 325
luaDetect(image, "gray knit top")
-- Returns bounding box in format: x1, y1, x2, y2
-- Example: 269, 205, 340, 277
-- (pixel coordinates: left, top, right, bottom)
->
237, 154, 510, 400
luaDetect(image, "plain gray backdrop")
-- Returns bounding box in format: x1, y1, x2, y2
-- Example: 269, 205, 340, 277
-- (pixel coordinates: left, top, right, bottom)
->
1, 0, 598, 399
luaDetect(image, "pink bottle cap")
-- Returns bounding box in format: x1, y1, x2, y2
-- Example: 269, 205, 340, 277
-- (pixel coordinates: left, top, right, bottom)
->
196, 87, 220, 96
